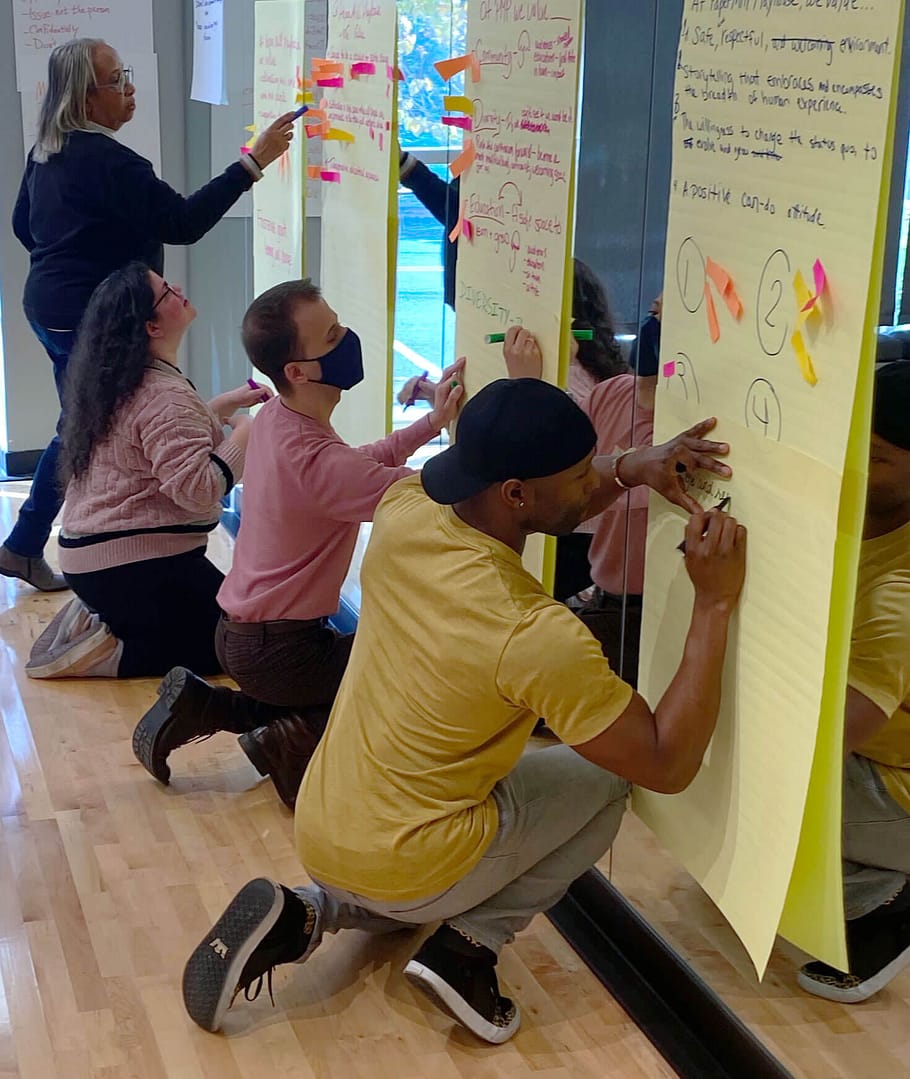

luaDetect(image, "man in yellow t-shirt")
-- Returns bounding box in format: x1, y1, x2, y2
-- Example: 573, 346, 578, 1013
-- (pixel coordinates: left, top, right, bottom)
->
799, 363, 910, 1004
182, 378, 746, 1043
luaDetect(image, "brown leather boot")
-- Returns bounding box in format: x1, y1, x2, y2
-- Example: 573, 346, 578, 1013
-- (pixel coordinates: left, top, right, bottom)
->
238, 710, 328, 810
132, 667, 280, 784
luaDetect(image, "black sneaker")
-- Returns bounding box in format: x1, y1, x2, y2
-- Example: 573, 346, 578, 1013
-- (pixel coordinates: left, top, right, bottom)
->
182, 878, 316, 1031
404, 924, 520, 1043
798, 902, 910, 1003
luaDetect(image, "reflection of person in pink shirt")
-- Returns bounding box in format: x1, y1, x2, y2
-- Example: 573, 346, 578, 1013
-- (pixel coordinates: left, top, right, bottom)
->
502, 296, 661, 685
577, 295, 661, 685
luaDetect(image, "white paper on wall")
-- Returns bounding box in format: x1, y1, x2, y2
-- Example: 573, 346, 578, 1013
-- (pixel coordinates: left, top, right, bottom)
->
212, 0, 255, 217
302, 0, 328, 217
191, 0, 228, 105
12, 0, 154, 90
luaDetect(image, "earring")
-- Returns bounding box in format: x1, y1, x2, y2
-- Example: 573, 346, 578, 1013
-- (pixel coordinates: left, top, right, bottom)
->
519, 501, 526, 508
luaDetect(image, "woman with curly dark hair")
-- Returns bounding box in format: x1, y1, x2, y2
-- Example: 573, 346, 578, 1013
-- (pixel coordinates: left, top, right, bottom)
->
25, 262, 268, 680
568, 258, 628, 396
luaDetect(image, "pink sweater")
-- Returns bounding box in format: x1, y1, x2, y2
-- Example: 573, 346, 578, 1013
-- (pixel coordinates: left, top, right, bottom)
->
59, 360, 245, 573
582, 374, 654, 595
218, 398, 436, 623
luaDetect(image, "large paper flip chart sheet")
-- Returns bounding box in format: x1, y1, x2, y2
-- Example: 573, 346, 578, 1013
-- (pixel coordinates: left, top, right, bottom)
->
453, 0, 582, 579
11, 0, 154, 88
636, 0, 904, 976
318, 1, 398, 446
252, 1, 306, 298
191, 0, 227, 105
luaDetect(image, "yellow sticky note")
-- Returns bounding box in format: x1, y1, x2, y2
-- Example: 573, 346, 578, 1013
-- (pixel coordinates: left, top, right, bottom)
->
323, 127, 355, 143
443, 95, 474, 116
792, 330, 818, 386
794, 270, 814, 327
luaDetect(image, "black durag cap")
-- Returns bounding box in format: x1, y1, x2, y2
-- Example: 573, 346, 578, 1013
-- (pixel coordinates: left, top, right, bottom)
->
422, 378, 598, 505
874, 363, 910, 451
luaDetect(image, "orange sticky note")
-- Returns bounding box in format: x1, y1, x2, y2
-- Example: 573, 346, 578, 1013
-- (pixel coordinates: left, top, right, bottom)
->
448, 199, 467, 242
705, 257, 730, 294
443, 95, 474, 115
705, 281, 720, 343
435, 54, 472, 81
705, 257, 743, 320
792, 331, 818, 386
469, 52, 481, 82
312, 59, 344, 74
449, 141, 476, 178
307, 165, 321, 178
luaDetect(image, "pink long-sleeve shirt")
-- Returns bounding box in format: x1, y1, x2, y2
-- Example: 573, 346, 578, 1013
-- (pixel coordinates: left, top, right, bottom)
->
582, 374, 655, 596
218, 397, 437, 623
59, 360, 244, 573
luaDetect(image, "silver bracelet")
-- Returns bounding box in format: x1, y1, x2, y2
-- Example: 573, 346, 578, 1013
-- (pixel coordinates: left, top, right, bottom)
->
613, 447, 636, 490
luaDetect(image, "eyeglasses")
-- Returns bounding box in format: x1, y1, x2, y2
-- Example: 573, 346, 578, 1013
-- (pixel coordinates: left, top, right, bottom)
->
152, 282, 178, 310
95, 66, 134, 93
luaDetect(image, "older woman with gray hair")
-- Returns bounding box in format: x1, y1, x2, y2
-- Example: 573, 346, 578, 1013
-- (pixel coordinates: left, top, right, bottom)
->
1, 38, 294, 591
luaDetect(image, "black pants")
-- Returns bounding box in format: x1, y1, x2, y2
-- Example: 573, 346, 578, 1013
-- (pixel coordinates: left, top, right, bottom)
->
65, 547, 224, 678
214, 615, 354, 712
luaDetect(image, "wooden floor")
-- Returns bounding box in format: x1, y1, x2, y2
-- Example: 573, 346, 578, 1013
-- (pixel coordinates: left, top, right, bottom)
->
0, 480, 672, 1079
607, 816, 910, 1077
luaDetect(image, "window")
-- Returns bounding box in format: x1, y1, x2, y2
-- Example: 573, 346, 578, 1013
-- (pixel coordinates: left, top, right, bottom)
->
393, 1, 466, 462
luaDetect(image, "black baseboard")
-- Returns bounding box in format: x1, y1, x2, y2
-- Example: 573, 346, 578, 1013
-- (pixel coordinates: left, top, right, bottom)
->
547, 871, 793, 1079
0, 448, 43, 480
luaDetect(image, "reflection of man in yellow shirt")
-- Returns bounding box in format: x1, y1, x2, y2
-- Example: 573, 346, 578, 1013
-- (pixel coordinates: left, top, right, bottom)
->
181, 378, 747, 1044
800, 363, 910, 1004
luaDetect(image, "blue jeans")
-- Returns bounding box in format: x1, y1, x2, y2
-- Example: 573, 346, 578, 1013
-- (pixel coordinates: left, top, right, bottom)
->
4, 322, 76, 559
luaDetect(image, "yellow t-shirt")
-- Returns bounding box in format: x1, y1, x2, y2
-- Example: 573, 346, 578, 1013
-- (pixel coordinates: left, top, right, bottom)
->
851, 519, 910, 811
296, 475, 634, 901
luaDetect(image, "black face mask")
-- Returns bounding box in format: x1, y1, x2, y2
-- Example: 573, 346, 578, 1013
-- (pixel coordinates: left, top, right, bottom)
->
315, 328, 364, 390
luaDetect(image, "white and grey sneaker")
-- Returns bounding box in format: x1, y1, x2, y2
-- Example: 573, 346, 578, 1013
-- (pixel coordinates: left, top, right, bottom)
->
26, 599, 119, 678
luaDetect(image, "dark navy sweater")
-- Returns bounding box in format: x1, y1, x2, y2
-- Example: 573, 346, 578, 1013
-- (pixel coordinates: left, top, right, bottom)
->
400, 158, 459, 310
12, 131, 253, 329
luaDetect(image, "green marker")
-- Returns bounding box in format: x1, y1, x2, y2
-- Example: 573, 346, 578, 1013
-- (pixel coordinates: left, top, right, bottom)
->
485, 329, 594, 344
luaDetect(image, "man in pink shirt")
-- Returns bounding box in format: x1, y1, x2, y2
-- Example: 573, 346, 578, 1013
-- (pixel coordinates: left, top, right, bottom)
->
132, 279, 463, 807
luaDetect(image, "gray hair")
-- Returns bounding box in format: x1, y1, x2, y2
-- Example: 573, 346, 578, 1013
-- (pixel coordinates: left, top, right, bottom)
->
33, 38, 106, 163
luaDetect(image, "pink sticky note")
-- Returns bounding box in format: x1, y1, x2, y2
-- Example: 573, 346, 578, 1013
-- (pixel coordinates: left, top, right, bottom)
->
663, 361, 676, 378
813, 258, 827, 298
320, 170, 341, 183
443, 116, 473, 131
462, 218, 474, 242
240, 145, 250, 155
351, 61, 376, 77
316, 76, 344, 88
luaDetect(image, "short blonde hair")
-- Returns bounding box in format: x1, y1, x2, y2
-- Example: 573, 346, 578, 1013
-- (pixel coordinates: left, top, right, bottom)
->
33, 38, 106, 163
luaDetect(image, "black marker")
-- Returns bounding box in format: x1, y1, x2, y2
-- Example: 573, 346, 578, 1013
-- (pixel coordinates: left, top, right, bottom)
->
677, 496, 731, 554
